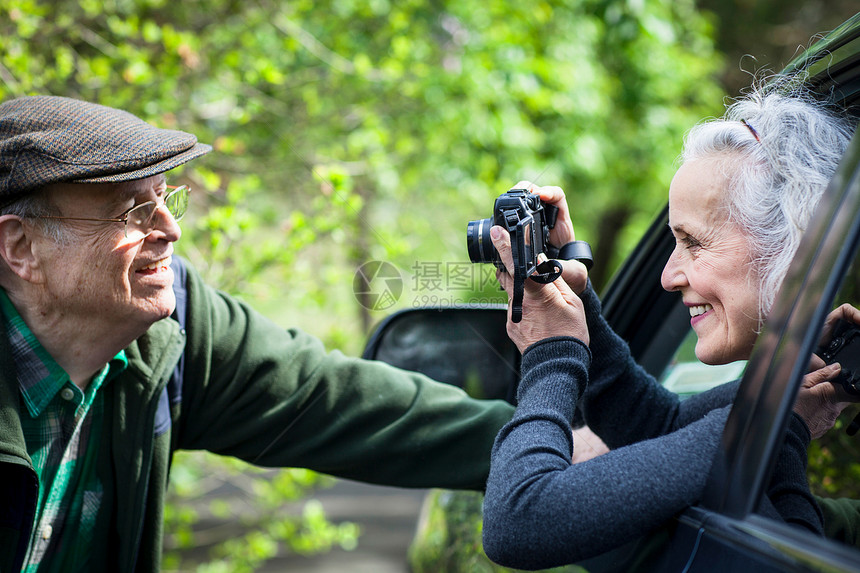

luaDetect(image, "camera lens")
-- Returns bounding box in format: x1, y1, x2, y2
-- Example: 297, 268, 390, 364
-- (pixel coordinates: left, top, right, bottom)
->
467, 218, 496, 263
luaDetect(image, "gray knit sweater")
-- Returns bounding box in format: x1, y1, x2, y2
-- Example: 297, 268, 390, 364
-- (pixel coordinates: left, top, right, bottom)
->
482, 286, 819, 570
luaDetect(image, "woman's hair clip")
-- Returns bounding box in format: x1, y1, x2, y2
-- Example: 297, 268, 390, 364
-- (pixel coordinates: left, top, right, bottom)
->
741, 118, 761, 142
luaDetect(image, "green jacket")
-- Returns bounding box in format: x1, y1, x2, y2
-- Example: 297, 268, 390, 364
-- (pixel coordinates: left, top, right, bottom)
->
0, 258, 515, 572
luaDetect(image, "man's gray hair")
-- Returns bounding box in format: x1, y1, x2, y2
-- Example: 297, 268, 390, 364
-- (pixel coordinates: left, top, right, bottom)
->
681, 86, 856, 323
0, 191, 71, 244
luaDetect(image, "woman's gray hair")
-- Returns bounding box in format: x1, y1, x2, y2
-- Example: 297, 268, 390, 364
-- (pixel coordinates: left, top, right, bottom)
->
681, 85, 856, 323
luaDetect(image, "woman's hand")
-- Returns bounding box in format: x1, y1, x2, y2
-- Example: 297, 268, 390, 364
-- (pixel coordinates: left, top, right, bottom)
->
491, 225, 589, 353
819, 303, 860, 345
794, 362, 853, 439
794, 304, 860, 439
511, 180, 575, 247
511, 180, 588, 294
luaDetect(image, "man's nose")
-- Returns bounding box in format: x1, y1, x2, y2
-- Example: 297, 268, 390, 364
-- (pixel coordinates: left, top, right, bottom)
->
146, 204, 182, 242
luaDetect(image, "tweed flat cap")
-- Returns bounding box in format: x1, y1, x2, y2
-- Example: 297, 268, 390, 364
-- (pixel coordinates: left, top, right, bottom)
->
0, 95, 212, 199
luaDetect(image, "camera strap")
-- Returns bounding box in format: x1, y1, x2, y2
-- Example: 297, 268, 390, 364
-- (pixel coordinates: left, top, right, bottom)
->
504, 209, 538, 324
530, 259, 564, 284
509, 217, 529, 324
554, 241, 594, 270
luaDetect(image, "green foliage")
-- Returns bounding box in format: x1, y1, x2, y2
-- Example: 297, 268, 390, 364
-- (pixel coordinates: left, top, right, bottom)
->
409, 489, 584, 573
1, 1, 724, 570
808, 410, 860, 500
162, 451, 359, 572
0, 0, 724, 339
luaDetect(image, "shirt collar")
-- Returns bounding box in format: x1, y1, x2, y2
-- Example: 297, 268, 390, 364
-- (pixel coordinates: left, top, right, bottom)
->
0, 288, 128, 417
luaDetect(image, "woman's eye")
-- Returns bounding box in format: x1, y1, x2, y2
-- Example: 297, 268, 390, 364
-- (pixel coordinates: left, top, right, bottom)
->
682, 237, 701, 249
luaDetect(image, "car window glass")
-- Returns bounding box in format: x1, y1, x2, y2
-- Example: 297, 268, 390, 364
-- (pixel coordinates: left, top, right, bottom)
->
658, 329, 746, 398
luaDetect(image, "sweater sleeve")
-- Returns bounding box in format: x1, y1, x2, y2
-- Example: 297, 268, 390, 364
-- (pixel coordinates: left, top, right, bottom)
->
817, 496, 860, 546
482, 337, 729, 569
578, 285, 822, 535
758, 414, 824, 534
579, 284, 736, 448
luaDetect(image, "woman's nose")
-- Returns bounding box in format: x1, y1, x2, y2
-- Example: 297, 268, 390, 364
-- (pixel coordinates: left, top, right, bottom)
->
661, 250, 687, 292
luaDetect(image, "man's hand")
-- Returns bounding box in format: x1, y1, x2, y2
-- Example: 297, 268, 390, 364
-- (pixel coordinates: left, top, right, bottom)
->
572, 425, 610, 464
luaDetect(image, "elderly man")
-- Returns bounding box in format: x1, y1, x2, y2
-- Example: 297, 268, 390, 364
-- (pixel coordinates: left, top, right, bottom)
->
0, 95, 514, 572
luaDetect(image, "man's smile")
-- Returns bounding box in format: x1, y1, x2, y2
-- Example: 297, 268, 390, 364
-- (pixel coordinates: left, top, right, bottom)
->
137, 256, 172, 275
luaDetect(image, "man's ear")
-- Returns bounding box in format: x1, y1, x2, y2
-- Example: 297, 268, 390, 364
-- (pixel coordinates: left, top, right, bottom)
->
0, 215, 43, 283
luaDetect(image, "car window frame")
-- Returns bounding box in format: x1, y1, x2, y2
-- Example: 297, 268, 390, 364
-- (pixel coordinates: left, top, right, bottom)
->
703, 128, 860, 516
598, 10, 860, 535
601, 19, 860, 565
680, 123, 860, 570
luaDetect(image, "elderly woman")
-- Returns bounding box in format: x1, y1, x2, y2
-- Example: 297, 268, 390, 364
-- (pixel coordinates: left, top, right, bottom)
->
481, 89, 859, 570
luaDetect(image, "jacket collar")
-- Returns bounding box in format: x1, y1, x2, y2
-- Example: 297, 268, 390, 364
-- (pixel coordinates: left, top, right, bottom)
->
0, 322, 30, 466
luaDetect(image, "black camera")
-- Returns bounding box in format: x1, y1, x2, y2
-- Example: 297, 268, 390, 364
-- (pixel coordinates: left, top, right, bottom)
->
467, 188, 593, 323
818, 318, 860, 396
817, 318, 860, 436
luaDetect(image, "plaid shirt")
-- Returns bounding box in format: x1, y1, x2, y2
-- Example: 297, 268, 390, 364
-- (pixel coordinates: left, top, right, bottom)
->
0, 290, 127, 572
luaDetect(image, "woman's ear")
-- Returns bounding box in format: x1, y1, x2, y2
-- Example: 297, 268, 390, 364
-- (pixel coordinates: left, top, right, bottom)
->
0, 215, 42, 283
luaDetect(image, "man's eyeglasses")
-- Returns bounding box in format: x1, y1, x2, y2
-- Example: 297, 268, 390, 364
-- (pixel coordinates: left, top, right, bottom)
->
36, 184, 189, 242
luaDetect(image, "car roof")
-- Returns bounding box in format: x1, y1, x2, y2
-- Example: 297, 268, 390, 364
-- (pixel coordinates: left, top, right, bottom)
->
782, 12, 860, 115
